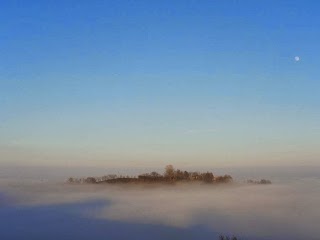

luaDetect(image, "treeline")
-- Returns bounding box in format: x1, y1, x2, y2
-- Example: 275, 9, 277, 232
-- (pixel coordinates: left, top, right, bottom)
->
219, 235, 240, 240
247, 179, 272, 184
67, 165, 233, 185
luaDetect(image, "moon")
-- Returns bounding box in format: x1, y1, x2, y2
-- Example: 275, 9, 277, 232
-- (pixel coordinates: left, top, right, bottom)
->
294, 56, 300, 62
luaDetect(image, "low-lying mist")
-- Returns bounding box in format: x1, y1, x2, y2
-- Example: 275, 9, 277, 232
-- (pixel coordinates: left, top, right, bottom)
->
1, 175, 320, 240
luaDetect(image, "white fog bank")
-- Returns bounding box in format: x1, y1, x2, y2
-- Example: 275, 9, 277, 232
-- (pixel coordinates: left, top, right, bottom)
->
1, 176, 320, 240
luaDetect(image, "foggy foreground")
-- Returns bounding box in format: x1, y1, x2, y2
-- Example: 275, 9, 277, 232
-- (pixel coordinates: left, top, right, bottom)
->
0, 168, 320, 240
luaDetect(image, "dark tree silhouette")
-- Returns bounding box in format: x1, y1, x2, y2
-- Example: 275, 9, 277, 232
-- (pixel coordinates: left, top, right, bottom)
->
67, 165, 268, 187
219, 235, 225, 240
219, 235, 239, 240
164, 165, 175, 179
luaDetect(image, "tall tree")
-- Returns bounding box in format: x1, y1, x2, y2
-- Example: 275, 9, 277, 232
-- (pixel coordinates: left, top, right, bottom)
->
164, 165, 175, 178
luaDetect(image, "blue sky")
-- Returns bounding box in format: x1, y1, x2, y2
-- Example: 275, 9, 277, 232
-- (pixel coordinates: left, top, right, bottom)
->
1, 0, 319, 167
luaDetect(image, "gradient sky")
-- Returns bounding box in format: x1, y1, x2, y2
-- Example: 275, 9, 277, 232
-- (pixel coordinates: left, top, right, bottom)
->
1, 0, 319, 168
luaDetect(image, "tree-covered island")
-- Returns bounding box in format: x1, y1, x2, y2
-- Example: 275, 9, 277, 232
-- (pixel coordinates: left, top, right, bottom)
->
67, 165, 271, 185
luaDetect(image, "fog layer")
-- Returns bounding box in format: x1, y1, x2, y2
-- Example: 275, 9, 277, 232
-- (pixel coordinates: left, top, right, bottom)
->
1, 175, 320, 240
